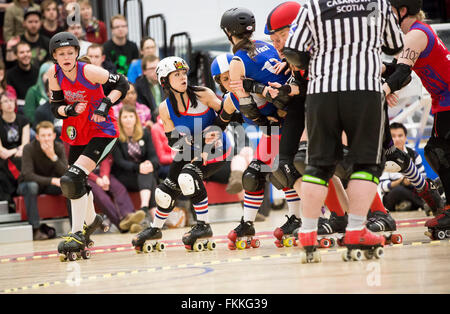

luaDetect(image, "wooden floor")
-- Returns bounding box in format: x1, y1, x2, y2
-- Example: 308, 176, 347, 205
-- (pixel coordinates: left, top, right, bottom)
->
1, 209, 449, 294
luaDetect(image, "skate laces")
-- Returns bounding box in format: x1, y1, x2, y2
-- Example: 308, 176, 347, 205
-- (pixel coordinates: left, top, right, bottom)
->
61, 233, 84, 245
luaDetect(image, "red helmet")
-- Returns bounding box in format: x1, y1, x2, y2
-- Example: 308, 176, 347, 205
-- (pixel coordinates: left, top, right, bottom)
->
265, 1, 301, 35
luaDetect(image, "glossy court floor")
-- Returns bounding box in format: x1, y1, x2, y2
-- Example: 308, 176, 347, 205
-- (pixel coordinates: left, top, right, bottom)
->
0, 209, 449, 294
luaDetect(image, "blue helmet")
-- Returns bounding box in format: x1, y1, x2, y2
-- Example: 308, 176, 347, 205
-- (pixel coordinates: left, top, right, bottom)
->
210, 53, 234, 78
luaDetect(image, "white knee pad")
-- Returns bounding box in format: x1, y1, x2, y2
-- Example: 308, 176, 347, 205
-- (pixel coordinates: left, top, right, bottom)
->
155, 188, 173, 209
178, 173, 196, 196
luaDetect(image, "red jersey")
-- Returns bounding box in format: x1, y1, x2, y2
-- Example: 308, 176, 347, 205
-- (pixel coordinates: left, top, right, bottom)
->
410, 21, 450, 114
56, 61, 119, 145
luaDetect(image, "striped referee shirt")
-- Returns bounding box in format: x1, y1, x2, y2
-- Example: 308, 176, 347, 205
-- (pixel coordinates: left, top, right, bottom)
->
285, 0, 404, 94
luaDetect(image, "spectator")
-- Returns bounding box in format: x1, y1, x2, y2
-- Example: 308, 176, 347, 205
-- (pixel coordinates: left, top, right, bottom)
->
135, 54, 162, 121
3, 0, 40, 42
6, 41, 39, 108
79, 0, 106, 44
0, 1, 14, 45
103, 14, 139, 76
57, 0, 75, 29
17, 121, 68, 240
66, 21, 91, 57
24, 61, 51, 125
87, 154, 146, 233
127, 36, 157, 84
150, 115, 174, 180
113, 83, 152, 129
0, 61, 17, 99
380, 122, 426, 212
111, 105, 159, 217
34, 76, 62, 138
86, 43, 116, 73
0, 92, 30, 207
39, 0, 64, 38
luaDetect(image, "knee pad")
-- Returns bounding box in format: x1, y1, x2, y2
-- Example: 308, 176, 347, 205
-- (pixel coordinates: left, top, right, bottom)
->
242, 160, 266, 192
303, 165, 335, 186
270, 161, 301, 190
178, 163, 207, 204
351, 164, 383, 184
155, 179, 180, 211
424, 137, 450, 174
335, 146, 353, 180
293, 141, 307, 175
60, 165, 88, 199
384, 146, 411, 173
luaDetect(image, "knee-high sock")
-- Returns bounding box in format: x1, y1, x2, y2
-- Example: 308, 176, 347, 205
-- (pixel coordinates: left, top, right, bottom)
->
370, 193, 387, 214
152, 208, 170, 229
283, 188, 301, 218
243, 190, 264, 222
193, 197, 209, 223
71, 194, 88, 233
403, 159, 426, 191
324, 180, 345, 216
85, 191, 96, 225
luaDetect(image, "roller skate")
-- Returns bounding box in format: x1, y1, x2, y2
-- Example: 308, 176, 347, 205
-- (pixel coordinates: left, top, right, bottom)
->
131, 226, 165, 253
299, 231, 321, 264
273, 215, 301, 248
83, 214, 109, 249
317, 213, 347, 248
182, 221, 216, 252
57, 231, 90, 262
366, 210, 402, 245
341, 228, 385, 262
417, 179, 445, 216
228, 217, 260, 250
424, 207, 450, 240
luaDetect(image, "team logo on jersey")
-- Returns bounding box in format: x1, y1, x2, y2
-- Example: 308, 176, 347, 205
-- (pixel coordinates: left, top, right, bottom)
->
66, 126, 77, 140
65, 90, 86, 103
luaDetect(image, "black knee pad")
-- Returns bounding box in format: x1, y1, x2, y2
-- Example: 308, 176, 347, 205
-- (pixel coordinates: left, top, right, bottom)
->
242, 160, 266, 192
303, 165, 335, 186
155, 178, 181, 212
293, 141, 307, 175
424, 137, 450, 174
351, 164, 383, 184
270, 161, 301, 190
335, 146, 353, 180
384, 146, 411, 173
178, 163, 207, 204
60, 165, 88, 199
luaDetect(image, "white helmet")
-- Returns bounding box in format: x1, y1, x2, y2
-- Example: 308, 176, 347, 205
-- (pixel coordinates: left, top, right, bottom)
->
156, 56, 189, 86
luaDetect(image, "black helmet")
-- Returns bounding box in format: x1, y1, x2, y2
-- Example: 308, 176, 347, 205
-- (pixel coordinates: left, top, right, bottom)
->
220, 7, 255, 37
49, 32, 80, 61
390, 0, 422, 16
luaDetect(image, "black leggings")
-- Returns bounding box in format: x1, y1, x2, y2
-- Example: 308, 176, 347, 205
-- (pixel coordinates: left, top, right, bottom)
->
68, 137, 118, 165
279, 95, 306, 162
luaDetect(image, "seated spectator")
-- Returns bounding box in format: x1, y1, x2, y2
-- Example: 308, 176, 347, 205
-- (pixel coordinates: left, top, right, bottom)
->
3, 0, 40, 42
150, 115, 174, 180
0, 61, 17, 99
0, 92, 29, 208
39, 0, 64, 38
127, 36, 157, 84
17, 121, 68, 240
111, 105, 159, 217
19, 8, 50, 65
113, 83, 152, 129
86, 43, 116, 73
103, 14, 139, 76
24, 61, 51, 125
380, 122, 426, 211
6, 41, 39, 108
87, 154, 146, 233
135, 54, 162, 121
57, 0, 76, 29
79, 0, 107, 44
66, 21, 91, 57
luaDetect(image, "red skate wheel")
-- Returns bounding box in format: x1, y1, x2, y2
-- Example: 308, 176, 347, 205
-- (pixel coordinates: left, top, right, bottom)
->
293, 238, 298, 246
319, 238, 331, 248
273, 228, 283, 240
228, 242, 236, 250
228, 230, 238, 242
274, 240, 283, 248
251, 239, 260, 248
392, 234, 403, 244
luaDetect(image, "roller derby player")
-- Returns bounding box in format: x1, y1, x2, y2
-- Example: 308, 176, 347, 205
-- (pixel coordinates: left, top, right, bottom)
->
284, 0, 404, 262
48, 32, 129, 261
381, 0, 450, 240
131, 56, 231, 253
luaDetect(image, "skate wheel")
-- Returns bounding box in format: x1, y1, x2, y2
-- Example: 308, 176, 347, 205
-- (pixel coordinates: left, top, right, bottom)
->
300, 251, 308, 264
329, 238, 336, 248
81, 250, 91, 260
194, 242, 204, 252
103, 225, 110, 233
293, 238, 298, 246
274, 240, 284, 248
236, 240, 246, 250
156, 242, 165, 251
350, 249, 362, 261
374, 247, 384, 259
313, 251, 322, 263
68, 252, 77, 262
319, 238, 331, 249
143, 243, 153, 253
59, 254, 67, 262
273, 228, 283, 240
283, 237, 294, 247
341, 251, 350, 262
337, 238, 345, 247
87, 241, 94, 249
228, 241, 236, 250
446, 230, 450, 238
251, 239, 260, 248
391, 234, 403, 244
424, 231, 435, 240
207, 241, 216, 250
437, 230, 446, 240
364, 250, 374, 260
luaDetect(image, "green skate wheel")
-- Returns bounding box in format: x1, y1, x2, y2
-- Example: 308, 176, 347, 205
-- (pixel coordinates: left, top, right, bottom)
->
207, 241, 216, 250
374, 247, 384, 259
350, 249, 362, 261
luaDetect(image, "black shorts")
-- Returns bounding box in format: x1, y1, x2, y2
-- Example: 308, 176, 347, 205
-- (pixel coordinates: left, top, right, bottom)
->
306, 91, 384, 167
68, 137, 118, 165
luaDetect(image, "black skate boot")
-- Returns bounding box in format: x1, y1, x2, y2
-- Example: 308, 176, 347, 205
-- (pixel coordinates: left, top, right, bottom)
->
425, 206, 450, 240
273, 215, 301, 248
83, 214, 108, 249
317, 212, 348, 248
416, 179, 445, 216
132, 226, 165, 253
58, 231, 90, 262
182, 221, 216, 251
227, 217, 260, 250
366, 210, 403, 244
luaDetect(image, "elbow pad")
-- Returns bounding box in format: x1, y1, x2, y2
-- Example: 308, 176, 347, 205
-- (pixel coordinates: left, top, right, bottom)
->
242, 79, 266, 95
50, 90, 67, 119
212, 109, 233, 131
107, 73, 130, 101
385, 63, 412, 93
283, 48, 310, 70
239, 96, 269, 126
